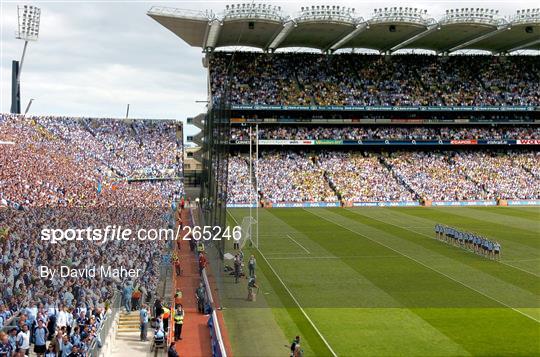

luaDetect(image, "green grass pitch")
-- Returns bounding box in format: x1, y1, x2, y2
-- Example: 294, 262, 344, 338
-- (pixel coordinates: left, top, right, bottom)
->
224, 207, 540, 357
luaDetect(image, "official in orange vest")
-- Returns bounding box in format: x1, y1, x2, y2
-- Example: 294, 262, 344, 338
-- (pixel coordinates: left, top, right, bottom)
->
162, 306, 170, 333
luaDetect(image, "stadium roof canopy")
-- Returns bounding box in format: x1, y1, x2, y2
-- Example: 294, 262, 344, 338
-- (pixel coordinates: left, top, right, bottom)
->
148, 4, 540, 54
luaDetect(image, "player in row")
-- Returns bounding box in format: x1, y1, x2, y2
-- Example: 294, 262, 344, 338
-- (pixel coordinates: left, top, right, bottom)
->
434, 224, 501, 260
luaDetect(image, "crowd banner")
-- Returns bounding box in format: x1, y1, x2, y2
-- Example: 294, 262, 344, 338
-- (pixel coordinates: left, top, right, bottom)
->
231, 105, 538, 112
450, 139, 477, 145
229, 139, 523, 146
226, 203, 257, 208
226, 200, 538, 208
353, 201, 420, 207
272, 202, 340, 208
516, 139, 540, 145
506, 199, 540, 206
431, 200, 497, 206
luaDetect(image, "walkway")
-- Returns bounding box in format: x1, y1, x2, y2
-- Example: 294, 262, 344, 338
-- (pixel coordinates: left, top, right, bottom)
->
173, 208, 214, 357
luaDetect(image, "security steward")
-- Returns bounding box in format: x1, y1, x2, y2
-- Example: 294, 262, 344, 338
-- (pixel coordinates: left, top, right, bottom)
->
173, 304, 185, 341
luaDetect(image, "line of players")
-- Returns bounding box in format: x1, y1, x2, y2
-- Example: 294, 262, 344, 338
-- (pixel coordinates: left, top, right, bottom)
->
434, 224, 501, 260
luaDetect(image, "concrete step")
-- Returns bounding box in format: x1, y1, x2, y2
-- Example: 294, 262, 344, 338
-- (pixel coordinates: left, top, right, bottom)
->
118, 327, 140, 332
119, 316, 141, 322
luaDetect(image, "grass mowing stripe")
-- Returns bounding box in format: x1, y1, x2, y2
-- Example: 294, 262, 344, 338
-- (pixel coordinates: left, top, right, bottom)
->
306, 208, 540, 324
342, 208, 540, 302
400, 208, 540, 251
347, 208, 540, 278
262, 209, 475, 355
438, 207, 540, 235
391, 207, 540, 275
467, 206, 540, 222
227, 210, 338, 357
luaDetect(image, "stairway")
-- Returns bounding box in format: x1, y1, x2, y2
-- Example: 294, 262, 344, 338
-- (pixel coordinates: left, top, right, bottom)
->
117, 311, 140, 333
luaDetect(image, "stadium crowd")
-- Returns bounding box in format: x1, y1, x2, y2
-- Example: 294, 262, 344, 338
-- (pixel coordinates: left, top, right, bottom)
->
227, 150, 540, 203
317, 152, 414, 202
384, 151, 491, 201
230, 125, 540, 141
32, 116, 182, 179
211, 53, 540, 106
227, 156, 257, 204
0, 114, 183, 356
452, 151, 540, 200
256, 151, 338, 203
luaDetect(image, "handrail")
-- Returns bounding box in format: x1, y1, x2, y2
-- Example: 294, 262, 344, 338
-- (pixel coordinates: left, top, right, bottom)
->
201, 268, 227, 357
88, 291, 122, 356
191, 206, 228, 357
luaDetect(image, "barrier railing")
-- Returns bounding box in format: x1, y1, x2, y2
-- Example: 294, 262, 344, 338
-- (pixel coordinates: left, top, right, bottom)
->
202, 267, 227, 357
88, 291, 122, 357
191, 206, 228, 357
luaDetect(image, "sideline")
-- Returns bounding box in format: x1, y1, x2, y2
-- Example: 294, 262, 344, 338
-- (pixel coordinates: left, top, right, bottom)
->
227, 210, 339, 357
287, 234, 311, 254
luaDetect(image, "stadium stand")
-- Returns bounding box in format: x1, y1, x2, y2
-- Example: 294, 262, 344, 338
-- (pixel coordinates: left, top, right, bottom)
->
231, 125, 540, 141
0, 114, 183, 356
211, 54, 540, 106
257, 151, 338, 203
227, 150, 540, 204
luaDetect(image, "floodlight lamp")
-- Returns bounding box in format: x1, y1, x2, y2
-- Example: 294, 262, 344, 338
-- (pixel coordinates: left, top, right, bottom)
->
16, 5, 41, 41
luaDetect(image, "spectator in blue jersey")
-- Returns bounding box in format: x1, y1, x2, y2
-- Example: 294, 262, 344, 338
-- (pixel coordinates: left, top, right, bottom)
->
0, 332, 13, 357
7, 329, 17, 355
34, 319, 48, 357
123, 281, 134, 313
140, 304, 149, 341
67, 345, 83, 357
60, 334, 73, 357
70, 327, 81, 349
45, 344, 56, 357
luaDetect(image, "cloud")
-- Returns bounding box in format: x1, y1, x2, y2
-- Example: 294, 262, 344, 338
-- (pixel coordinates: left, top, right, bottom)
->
1, 0, 539, 127
1, 1, 207, 124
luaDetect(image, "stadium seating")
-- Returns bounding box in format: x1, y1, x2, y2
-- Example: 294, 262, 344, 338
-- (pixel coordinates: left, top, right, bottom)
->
211, 53, 540, 106
227, 150, 540, 203
231, 125, 540, 141
0, 114, 183, 352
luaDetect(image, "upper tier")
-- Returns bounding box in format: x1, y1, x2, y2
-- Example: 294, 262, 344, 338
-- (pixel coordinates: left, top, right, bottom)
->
210, 53, 540, 108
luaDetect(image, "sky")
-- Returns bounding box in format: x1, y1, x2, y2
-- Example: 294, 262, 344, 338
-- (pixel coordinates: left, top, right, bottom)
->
1, 0, 538, 130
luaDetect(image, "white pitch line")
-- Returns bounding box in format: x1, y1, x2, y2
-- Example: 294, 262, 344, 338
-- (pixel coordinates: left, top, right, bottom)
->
287, 234, 311, 254
348, 209, 540, 278
267, 255, 402, 260
227, 210, 339, 356
306, 208, 540, 324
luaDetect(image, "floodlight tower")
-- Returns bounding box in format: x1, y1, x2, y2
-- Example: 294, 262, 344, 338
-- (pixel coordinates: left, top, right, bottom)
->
11, 5, 41, 114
